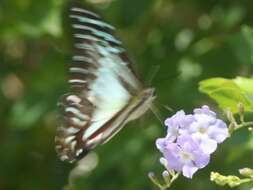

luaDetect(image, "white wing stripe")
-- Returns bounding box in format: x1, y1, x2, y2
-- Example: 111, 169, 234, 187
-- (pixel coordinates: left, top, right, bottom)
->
65, 107, 89, 120
66, 127, 80, 134
66, 95, 82, 104
72, 55, 93, 63
74, 43, 94, 51
70, 141, 77, 151
70, 7, 100, 18
74, 33, 107, 44
76, 149, 83, 156
69, 79, 87, 84
72, 24, 121, 44
82, 124, 102, 140
71, 117, 87, 126
69, 14, 114, 29
65, 136, 75, 144
60, 155, 69, 161
105, 46, 124, 54
70, 67, 89, 74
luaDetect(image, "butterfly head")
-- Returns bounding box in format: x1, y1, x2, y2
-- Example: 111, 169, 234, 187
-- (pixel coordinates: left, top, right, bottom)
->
138, 87, 156, 103
143, 87, 156, 99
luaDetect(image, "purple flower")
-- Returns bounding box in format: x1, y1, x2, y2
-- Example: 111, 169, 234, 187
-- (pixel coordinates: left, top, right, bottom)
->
187, 106, 229, 154
156, 135, 210, 178
163, 106, 228, 154
164, 111, 195, 142
156, 105, 228, 178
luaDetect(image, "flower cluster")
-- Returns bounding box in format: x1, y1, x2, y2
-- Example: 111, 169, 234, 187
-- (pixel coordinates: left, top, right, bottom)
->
156, 105, 228, 178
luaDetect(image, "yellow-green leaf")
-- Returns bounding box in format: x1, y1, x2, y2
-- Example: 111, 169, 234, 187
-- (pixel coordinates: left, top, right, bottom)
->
199, 77, 253, 113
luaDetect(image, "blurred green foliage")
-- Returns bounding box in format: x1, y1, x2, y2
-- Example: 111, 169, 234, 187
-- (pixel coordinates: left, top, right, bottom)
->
0, 0, 253, 190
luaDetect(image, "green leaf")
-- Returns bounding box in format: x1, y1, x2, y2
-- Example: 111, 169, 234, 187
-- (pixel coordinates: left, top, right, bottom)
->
199, 77, 253, 113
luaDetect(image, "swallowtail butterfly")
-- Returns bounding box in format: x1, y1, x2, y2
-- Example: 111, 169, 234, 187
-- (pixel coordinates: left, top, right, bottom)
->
55, 1, 156, 163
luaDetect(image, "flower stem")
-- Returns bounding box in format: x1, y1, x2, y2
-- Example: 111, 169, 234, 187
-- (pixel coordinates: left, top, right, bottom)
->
235, 121, 253, 131
159, 172, 180, 190
148, 171, 180, 190
239, 178, 253, 184
148, 172, 164, 189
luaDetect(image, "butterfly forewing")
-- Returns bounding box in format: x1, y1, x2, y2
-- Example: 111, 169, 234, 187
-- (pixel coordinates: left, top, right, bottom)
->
55, 2, 146, 162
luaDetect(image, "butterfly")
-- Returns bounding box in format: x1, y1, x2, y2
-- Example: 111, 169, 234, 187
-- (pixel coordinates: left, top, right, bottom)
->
55, 1, 156, 163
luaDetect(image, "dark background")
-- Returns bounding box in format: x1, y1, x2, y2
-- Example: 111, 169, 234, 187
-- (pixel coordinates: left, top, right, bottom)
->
0, 0, 253, 189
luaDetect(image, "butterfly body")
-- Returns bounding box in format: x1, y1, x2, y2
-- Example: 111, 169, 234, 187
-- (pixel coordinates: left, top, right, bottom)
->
55, 1, 155, 163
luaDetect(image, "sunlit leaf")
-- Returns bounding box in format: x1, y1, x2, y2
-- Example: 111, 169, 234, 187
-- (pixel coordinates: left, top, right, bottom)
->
199, 77, 253, 113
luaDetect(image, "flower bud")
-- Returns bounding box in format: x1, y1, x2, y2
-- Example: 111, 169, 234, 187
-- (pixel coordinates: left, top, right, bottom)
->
210, 172, 227, 186
162, 170, 171, 184
148, 172, 155, 179
237, 102, 244, 115
228, 122, 237, 135
239, 168, 253, 177
237, 102, 245, 122
226, 176, 241, 187
226, 109, 235, 122
159, 157, 168, 168
148, 172, 161, 187
210, 172, 241, 187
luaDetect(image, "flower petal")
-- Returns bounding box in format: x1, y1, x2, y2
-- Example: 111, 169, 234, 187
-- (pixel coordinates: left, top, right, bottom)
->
163, 143, 183, 171
177, 135, 199, 152
156, 138, 168, 151
193, 105, 216, 117
208, 120, 228, 143
182, 163, 198, 178
164, 110, 186, 127
193, 150, 210, 168
166, 125, 179, 142
199, 137, 217, 154
180, 114, 195, 129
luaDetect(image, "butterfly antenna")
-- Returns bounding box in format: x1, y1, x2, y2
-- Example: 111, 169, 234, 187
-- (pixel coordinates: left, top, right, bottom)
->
154, 100, 174, 114
145, 64, 161, 86
150, 104, 163, 125
163, 105, 174, 113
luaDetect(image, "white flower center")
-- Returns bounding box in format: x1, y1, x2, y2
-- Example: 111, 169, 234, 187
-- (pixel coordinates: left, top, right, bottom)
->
199, 127, 208, 134
179, 151, 193, 163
